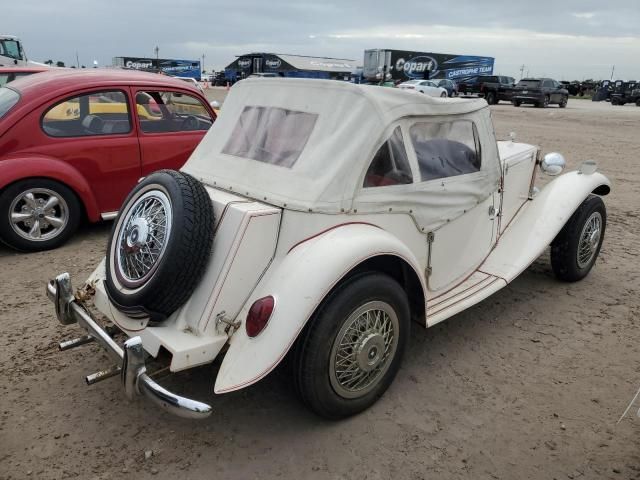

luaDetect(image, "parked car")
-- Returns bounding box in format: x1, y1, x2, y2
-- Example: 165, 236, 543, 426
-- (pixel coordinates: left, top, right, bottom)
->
397, 79, 447, 97
0, 69, 216, 251
610, 80, 639, 106
435, 79, 458, 97
47, 78, 610, 420
456, 76, 480, 95
512, 78, 569, 108
472, 75, 516, 104
176, 76, 204, 93
0, 66, 48, 86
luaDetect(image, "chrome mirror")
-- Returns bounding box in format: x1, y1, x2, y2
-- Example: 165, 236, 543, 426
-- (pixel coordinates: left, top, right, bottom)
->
541, 152, 566, 176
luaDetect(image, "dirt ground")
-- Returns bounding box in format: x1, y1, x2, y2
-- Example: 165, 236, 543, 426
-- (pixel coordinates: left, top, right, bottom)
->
1, 97, 639, 480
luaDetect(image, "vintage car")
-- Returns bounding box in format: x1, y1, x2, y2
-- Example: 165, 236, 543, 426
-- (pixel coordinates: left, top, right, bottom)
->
47, 78, 610, 419
0, 69, 216, 251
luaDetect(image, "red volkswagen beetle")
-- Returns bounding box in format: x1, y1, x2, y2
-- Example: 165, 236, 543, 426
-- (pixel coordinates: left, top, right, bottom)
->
0, 69, 216, 251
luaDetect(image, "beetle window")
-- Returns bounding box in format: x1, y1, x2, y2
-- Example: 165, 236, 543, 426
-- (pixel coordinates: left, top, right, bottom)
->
41, 90, 131, 137
363, 127, 413, 188
135, 91, 213, 133
0, 87, 20, 118
222, 106, 318, 169
410, 120, 481, 182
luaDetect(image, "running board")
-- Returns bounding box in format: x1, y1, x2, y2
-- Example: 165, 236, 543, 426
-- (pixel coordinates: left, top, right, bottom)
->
426, 272, 507, 327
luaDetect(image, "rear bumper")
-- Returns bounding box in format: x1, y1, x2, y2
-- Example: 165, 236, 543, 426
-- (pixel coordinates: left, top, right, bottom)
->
47, 273, 212, 419
512, 94, 543, 102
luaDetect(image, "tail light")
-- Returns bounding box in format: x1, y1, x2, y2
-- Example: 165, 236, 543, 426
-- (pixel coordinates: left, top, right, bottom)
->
245, 296, 275, 337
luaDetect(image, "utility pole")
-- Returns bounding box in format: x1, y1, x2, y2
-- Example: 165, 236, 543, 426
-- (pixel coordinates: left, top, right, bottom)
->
610, 65, 615, 80
75, 51, 80, 68
201, 53, 205, 74
519, 64, 525, 80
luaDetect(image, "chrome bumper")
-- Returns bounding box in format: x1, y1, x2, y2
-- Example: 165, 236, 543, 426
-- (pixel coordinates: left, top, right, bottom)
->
46, 273, 212, 419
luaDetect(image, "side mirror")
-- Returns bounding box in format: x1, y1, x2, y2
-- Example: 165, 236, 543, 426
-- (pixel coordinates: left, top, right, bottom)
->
210, 100, 221, 109
541, 152, 566, 176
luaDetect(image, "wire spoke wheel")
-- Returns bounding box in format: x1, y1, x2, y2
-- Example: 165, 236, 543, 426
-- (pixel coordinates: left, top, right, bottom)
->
8, 188, 69, 242
577, 211, 602, 269
115, 190, 172, 289
329, 301, 399, 399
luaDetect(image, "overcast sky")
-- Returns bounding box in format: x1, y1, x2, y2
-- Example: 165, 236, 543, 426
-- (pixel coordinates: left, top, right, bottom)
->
5, 0, 640, 80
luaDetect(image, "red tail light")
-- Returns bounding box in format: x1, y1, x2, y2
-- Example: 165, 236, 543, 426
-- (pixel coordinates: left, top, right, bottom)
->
245, 296, 275, 337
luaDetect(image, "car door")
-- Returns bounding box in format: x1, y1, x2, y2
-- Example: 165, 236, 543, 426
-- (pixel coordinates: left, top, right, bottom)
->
133, 88, 215, 176
38, 88, 141, 213
406, 117, 498, 292
418, 81, 438, 97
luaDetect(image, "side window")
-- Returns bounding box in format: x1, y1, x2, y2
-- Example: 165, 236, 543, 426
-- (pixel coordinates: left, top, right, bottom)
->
41, 90, 131, 137
410, 120, 481, 182
363, 127, 413, 188
136, 91, 213, 134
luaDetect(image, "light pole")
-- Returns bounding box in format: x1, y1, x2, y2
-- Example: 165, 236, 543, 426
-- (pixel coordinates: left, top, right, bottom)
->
154, 46, 159, 72
201, 53, 205, 74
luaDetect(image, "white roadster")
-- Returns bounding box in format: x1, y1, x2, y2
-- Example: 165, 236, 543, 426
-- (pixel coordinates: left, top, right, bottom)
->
47, 78, 611, 419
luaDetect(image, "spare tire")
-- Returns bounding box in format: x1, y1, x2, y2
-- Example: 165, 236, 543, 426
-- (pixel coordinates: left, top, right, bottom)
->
105, 170, 214, 321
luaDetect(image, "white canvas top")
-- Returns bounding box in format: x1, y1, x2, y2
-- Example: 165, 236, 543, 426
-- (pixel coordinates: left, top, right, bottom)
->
183, 78, 499, 229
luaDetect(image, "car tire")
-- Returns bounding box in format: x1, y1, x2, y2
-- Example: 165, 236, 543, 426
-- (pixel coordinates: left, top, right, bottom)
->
0, 178, 81, 252
550, 195, 606, 282
105, 170, 214, 321
440, 91, 447, 98
559, 96, 568, 108
293, 272, 410, 419
512, 99, 521, 107
485, 92, 496, 105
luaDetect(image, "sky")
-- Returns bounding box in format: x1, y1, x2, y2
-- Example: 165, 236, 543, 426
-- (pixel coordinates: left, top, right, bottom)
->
5, 0, 640, 80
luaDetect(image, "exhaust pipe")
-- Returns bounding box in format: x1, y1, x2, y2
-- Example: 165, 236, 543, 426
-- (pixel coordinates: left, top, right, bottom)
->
86, 365, 121, 385
59, 335, 95, 351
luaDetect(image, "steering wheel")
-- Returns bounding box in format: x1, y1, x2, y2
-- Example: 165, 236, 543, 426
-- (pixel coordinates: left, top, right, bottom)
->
180, 115, 199, 131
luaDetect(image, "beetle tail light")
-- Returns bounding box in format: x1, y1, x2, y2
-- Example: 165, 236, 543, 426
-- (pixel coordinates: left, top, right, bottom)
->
245, 296, 275, 337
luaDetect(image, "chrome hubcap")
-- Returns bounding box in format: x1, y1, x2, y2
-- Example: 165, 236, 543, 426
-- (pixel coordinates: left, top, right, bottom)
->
9, 188, 68, 242
577, 211, 602, 269
329, 301, 398, 399
116, 190, 172, 288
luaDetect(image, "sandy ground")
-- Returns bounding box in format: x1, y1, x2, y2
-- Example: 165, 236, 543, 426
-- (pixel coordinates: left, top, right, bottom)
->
1, 96, 639, 480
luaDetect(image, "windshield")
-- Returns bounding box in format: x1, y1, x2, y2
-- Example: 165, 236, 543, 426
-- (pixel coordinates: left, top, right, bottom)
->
517, 80, 541, 88
0, 87, 20, 118
0, 39, 24, 61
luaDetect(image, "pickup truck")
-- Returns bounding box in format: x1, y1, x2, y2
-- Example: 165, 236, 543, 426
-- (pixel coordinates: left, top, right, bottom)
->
478, 75, 515, 104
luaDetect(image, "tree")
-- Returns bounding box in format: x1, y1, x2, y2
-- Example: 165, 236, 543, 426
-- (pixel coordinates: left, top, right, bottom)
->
56, 61, 65, 67
44, 59, 53, 65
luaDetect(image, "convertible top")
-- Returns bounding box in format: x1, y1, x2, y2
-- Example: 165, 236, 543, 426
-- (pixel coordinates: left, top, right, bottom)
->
184, 78, 498, 223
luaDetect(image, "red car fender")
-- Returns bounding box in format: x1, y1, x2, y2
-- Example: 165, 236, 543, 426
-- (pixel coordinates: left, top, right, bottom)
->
0, 156, 101, 221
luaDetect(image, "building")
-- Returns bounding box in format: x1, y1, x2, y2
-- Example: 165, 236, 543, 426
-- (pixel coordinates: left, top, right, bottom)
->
224, 53, 358, 82
112, 57, 201, 79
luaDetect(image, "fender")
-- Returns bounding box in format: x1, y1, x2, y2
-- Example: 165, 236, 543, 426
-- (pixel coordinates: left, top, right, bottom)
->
213, 223, 426, 394
0, 156, 101, 221
482, 170, 611, 282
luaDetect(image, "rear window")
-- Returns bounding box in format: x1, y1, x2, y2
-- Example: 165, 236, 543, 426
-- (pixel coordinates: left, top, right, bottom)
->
0, 87, 20, 118
479, 76, 498, 83
518, 80, 541, 88
222, 106, 318, 169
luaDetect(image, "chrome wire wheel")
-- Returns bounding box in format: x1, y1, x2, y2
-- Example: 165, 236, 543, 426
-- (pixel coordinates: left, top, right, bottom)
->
329, 301, 399, 399
577, 211, 602, 269
8, 188, 69, 242
115, 190, 172, 289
